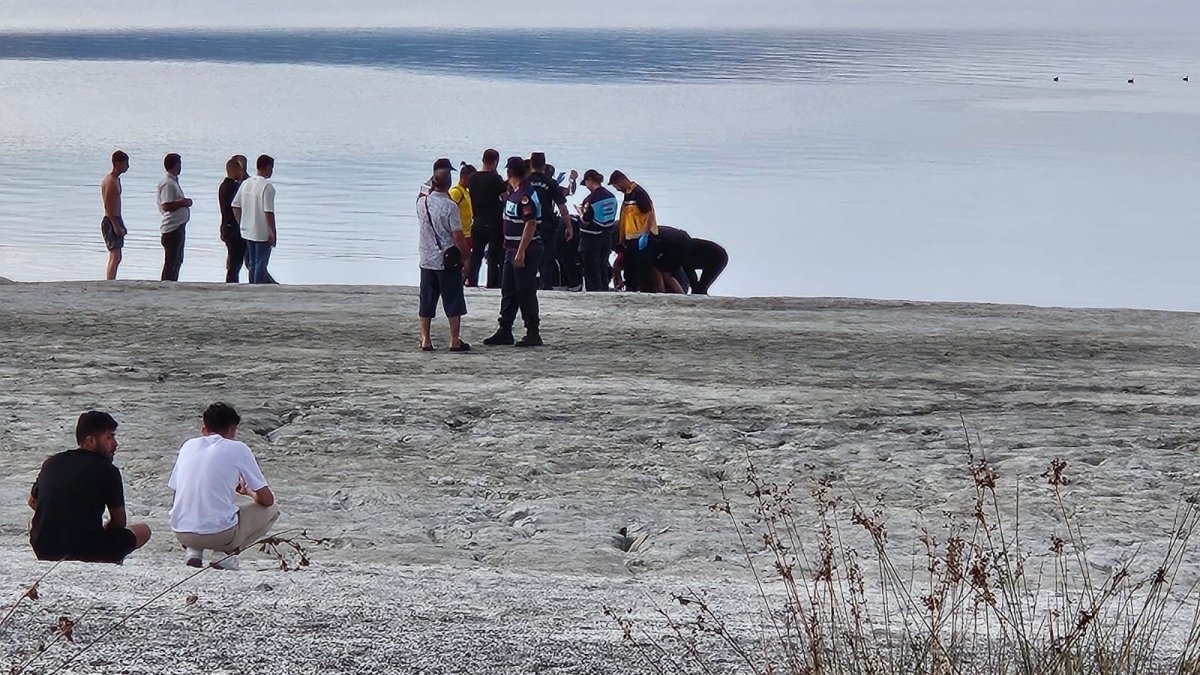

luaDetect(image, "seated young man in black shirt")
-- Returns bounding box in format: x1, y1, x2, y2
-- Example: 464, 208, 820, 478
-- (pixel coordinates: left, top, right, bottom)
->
28, 411, 152, 563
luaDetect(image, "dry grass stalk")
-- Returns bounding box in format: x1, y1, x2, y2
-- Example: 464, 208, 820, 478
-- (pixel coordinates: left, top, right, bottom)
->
613, 425, 1200, 675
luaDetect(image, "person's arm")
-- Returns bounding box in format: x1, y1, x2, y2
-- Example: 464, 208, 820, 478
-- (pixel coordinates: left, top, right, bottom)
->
106, 506, 128, 531
237, 480, 275, 507
236, 447, 275, 507
264, 184, 277, 247
557, 200, 574, 241
159, 182, 191, 213
105, 467, 128, 531
102, 179, 125, 236
230, 182, 244, 225
514, 218, 537, 268
27, 481, 38, 511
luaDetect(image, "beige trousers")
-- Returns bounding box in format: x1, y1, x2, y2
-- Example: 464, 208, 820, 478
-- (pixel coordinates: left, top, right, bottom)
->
175, 496, 280, 554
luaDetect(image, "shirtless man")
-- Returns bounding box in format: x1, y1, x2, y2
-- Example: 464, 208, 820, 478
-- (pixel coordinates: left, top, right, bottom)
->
100, 151, 130, 280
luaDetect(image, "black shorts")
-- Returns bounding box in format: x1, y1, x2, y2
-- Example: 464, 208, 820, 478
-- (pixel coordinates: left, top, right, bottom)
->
33, 528, 138, 564
101, 217, 124, 251
419, 267, 467, 319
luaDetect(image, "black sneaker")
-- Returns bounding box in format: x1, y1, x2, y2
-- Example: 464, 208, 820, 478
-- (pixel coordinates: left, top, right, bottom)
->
483, 330, 515, 346
515, 333, 544, 348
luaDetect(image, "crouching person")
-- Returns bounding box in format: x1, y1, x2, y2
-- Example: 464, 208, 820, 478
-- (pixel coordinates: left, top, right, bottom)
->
29, 411, 152, 563
168, 403, 278, 570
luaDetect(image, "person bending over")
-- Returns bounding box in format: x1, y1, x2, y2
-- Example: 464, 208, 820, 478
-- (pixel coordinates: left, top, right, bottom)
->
28, 411, 152, 563
684, 238, 729, 295
168, 403, 279, 570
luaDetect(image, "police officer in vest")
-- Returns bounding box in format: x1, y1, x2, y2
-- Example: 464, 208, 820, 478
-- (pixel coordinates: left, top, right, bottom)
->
484, 157, 545, 348
574, 169, 619, 292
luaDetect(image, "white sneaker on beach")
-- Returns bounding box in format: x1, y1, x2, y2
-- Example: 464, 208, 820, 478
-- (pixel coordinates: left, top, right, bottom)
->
210, 555, 240, 571
184, 548, 204, 568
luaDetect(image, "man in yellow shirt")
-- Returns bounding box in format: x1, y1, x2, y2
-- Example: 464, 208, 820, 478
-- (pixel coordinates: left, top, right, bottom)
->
609, 170, 659, 292
449, 164, 476, 269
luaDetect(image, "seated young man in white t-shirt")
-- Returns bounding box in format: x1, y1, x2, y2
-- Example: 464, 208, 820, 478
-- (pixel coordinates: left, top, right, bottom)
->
168, 403, 279, 570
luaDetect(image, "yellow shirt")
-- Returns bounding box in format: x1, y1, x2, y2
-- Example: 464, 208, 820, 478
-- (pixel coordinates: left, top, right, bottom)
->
448, 184, 473, 238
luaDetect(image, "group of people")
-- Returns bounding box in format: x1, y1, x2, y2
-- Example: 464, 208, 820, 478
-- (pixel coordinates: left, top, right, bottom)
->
97, 148, 728, 300
28, 405, 279, 570
100, 151, 279, 284
416, 149, 729, 350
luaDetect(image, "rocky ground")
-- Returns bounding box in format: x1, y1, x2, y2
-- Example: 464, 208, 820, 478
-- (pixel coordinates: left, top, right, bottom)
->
2, 282, 1200, 673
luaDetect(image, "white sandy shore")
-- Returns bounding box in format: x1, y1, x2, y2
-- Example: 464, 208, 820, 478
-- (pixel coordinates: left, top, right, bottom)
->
2, 282, 1200, 673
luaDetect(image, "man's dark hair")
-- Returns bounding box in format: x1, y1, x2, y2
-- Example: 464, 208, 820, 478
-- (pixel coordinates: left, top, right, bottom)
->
76, 411, 118, 445
583, 169, 604, 184
506, 156, 528, 179
256, 154, 275, 171
460, 164, 477, 179
202, 403, 241, 433
529, 152, 547, 171
482, 148, 500, 165
608, 170, 628, 185
431, 171, 452, 191
112, 150, 129, 165
164, 153, 181, 172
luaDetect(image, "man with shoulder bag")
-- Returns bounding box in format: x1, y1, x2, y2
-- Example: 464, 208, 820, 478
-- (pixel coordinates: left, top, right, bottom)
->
417, 172, 471, 352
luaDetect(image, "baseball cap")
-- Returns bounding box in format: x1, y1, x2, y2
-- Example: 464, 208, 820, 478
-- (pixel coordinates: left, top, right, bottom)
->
433, 158, 455, 173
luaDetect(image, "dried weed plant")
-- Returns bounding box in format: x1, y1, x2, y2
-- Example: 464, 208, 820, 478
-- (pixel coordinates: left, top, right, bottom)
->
608, 420, 1200, 674
2, 529, 328, 675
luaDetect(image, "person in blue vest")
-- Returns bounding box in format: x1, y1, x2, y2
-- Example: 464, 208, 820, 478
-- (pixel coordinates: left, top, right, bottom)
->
574, 169, 619, 292
484, 156, 545, 348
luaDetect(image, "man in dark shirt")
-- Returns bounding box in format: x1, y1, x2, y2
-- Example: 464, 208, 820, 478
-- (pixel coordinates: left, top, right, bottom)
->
28, 411, 152, 563
652, 225, 694, 293
484, 156, 544, 348
526, 152, 574, 290
684, 238, 729, 295
468, 149, 508, 288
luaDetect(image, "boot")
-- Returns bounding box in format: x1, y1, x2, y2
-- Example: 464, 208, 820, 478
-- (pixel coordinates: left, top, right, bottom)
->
515, 330, 543, 348
483, 328, 515, 346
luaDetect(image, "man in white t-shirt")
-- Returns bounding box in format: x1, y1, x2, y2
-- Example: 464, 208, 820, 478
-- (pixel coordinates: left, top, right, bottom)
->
168, 403, 279, 570
231, 154, 277, 284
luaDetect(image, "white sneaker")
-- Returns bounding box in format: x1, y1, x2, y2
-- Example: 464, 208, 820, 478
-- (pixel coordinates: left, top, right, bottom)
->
210, 555, 240, 571
184, 548, 204, 568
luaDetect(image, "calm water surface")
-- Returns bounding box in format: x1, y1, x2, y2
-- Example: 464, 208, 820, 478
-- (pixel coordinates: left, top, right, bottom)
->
0, 29, 1197, 308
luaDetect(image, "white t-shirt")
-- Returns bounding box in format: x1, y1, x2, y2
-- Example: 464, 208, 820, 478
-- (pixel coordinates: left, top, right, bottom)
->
168, 435, 269, 535
231, 175, 276, 243
157, 173, 189, 234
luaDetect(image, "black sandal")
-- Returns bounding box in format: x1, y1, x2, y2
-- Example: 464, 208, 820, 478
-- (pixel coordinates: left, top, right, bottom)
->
449, 342, 471, 352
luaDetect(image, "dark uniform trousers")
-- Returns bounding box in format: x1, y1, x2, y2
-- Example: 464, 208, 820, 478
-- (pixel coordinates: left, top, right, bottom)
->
499, 248, 543, 332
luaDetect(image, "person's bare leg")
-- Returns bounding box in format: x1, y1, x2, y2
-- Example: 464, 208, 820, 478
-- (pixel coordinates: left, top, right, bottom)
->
106, 250, 122, 280
661, 272, 684, 294
419, 317, 433, 349
449, 316, 462, 348
129, 522, 152, 549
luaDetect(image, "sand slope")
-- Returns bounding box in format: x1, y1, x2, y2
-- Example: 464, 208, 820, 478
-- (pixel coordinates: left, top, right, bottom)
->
2, 282, 1200, 673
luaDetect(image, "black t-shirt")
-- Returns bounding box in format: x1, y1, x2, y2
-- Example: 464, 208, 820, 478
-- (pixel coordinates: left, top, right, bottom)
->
29, 449, 125, 554
469, 170, 509, 229
654, 225, 693, 271
218, 178, 242, 229
525, 171, 566, 227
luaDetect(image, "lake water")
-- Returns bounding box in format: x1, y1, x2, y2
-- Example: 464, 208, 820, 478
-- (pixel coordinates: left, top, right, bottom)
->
0, 27, 1198, 309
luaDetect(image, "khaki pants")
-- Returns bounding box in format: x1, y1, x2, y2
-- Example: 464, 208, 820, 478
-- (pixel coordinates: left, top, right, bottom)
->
175, 496, 280, 554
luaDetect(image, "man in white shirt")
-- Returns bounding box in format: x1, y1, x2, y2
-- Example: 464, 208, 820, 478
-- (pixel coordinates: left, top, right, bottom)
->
231, 154, 277, 284
168, 403, 279, 570
417, 171, 470, 352
157, 153, 192, 282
